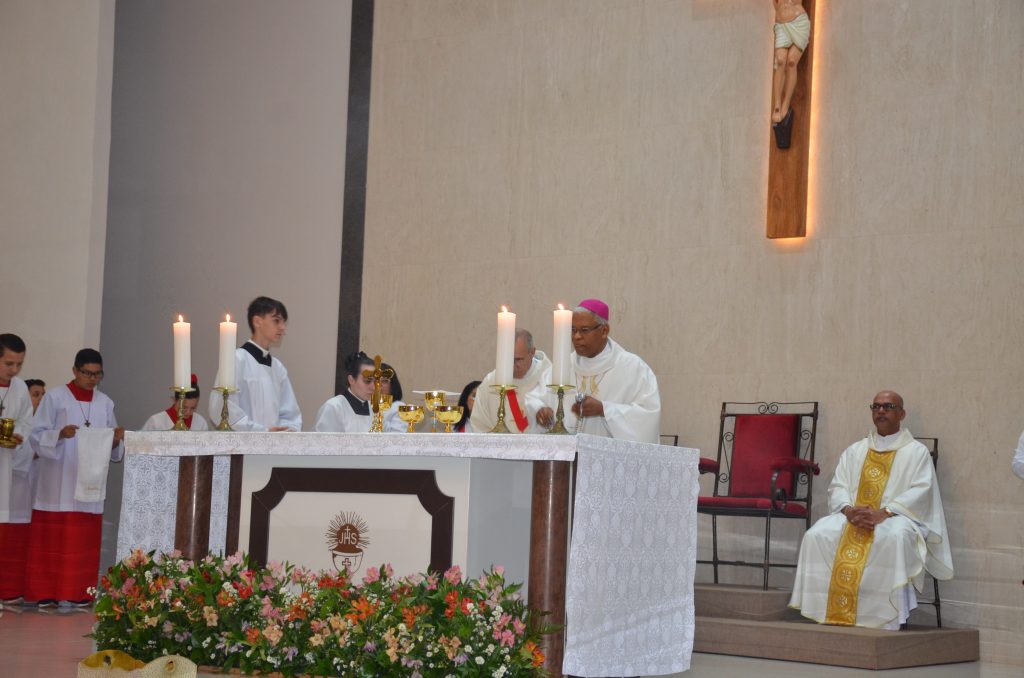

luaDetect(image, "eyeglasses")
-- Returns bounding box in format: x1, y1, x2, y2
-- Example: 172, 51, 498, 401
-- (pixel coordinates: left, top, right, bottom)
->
76, 368, 104, 379
869, 403, 898, 411
571, 326, 601, 336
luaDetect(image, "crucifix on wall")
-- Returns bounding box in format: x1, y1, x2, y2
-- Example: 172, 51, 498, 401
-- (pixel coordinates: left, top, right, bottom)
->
767, 0, 817, 239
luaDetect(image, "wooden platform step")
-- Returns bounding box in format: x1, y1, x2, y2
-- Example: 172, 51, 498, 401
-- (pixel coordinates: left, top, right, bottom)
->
693, 584, 979, 669
695, 616, 980, 670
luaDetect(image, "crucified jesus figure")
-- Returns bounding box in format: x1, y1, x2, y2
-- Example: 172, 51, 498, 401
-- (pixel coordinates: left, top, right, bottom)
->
771, 0, 810, 128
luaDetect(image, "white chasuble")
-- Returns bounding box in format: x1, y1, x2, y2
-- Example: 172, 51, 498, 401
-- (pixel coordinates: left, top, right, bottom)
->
789, 428, 953, 628
560, 340, 661, 444
471, 351, 553, 434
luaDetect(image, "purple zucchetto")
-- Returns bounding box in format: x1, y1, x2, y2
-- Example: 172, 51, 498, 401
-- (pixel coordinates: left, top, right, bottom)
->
577, 298, 609, 322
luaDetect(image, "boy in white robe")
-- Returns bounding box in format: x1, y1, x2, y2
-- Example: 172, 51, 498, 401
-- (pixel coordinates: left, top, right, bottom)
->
25, 379, 45, 414
26, 348, 125, 606
537, 299, 661, 444
789, 391, 953, 629
209, 296, 301, 431
141, 375, 209, 432
0, 334, 35, 605
472, 329, 553, 434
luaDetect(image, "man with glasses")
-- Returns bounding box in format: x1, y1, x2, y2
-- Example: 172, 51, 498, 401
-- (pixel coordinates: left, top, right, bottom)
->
471, 329, 552, 433
537, 298, 660, 444
789, 391, 953, 629
26, 348, 125, 608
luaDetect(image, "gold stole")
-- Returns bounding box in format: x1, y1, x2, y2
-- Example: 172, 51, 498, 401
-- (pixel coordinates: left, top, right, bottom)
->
824, 449, 896, 625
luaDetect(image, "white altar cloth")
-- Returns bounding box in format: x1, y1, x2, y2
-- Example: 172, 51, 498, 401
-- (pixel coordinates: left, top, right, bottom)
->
119, 431, 698, 677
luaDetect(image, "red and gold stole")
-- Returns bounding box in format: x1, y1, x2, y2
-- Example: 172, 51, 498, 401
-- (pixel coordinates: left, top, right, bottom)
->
824, 449, 897, 625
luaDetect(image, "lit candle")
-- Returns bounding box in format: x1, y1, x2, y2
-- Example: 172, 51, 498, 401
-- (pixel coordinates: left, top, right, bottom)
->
218, 314, 237, 389
172, 315, 191, 389
495, 306, 516, 386
552, 303, 573, 385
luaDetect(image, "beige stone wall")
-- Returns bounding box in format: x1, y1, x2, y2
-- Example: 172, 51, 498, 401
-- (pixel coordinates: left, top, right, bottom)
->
361, 0, 1024, 664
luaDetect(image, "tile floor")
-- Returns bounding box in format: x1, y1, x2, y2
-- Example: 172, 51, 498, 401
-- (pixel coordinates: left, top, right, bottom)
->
0, 604, 1017, 677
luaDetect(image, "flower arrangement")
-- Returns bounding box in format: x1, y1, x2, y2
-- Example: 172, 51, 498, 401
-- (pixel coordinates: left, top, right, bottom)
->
90, 550, 549, 677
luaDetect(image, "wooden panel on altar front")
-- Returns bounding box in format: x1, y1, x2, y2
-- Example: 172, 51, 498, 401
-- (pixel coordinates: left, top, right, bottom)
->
238, 455, 534, 586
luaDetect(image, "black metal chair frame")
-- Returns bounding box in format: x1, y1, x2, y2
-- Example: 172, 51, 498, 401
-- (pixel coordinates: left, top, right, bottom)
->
698, 401, 819, 590
915, 436, 942, 627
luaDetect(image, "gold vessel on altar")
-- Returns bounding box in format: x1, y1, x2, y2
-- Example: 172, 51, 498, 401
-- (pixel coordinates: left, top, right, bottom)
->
433, 405, 463, 433
397, 404, 425, 433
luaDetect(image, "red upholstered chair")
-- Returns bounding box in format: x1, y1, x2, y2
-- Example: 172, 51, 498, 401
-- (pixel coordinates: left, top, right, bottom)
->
698, 401, 819, 589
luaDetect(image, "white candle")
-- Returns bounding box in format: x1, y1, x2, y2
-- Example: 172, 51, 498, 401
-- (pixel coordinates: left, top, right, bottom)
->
218, 314, 238, 389
172, 315, 191, 389
552, 303, 573, 385
495, 306, 516, 386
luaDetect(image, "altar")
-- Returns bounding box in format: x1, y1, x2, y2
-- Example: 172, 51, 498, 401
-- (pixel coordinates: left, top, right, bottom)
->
119, 431, 699, 677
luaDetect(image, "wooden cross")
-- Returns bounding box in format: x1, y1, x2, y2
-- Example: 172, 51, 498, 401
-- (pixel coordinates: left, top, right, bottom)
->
767, 0, 817, 239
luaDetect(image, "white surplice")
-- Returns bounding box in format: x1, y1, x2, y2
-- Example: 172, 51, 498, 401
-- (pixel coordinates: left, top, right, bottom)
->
470, 351, 552, 433
0, 377, 35, 523
558, 339, 661, 444
29, 385, 124, 514
314, 391, 373, 433
789, 428, 953, 628
209, 342, 301, 431
141, 410, 210, 432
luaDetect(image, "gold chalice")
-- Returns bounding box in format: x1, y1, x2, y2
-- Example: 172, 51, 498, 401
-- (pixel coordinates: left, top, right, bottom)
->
0, 418, 17, 449
397, 404, 425, 433
423, 390, 446, 432
433, 405, 464, 433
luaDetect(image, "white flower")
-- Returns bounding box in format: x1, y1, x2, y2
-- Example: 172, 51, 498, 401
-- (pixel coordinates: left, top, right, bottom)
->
493, 666, 507, 677
475, 656, 485, 665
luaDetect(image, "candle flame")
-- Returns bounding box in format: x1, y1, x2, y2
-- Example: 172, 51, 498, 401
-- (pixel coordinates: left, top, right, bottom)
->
226, 313, 231, 322
178, 314, 184, 322
557, 303, 565, 310
501, 305, 508, 313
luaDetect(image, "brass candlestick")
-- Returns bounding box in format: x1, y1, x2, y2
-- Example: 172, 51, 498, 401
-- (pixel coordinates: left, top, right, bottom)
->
488, 384, 515, 434
171, 387, 191, 431
214, 386, 238, 431
545, 384, 576, 435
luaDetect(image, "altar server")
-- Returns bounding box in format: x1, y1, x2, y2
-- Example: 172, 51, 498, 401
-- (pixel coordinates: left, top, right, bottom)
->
0, 334, 35, 604
314, 352, 375, 432
141, 375, 208, 431
537, 299, 661, 444
25, 379, 45, 414
26, 348, 125, 606
209, 296, 301, 431
472, 329, 552, 433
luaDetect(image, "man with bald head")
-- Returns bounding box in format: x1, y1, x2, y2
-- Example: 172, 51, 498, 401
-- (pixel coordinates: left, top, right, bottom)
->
789, 391, 953, 629
471, 329, 552, 433
537, 298, 660, 444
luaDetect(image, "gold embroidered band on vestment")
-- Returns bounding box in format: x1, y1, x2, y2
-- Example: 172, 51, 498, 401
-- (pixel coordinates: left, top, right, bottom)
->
824, 449, 896, 625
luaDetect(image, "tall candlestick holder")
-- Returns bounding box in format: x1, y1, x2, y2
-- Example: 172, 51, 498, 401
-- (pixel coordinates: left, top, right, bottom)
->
488, 384, 515, 434
545, 384, 576, 435
213, 386, 238, 431
171, 386, 191, 431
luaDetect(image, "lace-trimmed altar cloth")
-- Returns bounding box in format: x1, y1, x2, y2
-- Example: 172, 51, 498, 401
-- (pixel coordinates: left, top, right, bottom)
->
119, 432, 699, 674
564, 435, 700, 676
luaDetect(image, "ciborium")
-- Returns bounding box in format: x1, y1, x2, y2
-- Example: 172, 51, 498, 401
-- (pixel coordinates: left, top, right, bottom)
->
0, 418, 17, 449
433, 405, 464, 433
397, 404, 425, 433
423, 390, 446, 432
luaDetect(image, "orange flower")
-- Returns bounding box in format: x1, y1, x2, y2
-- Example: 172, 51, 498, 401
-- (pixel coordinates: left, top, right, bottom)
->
524, 640, 545, 667
216, 590, 233, 607
246, 627, 261, 644
345, 596, 377, 623
401, 603, 428, 628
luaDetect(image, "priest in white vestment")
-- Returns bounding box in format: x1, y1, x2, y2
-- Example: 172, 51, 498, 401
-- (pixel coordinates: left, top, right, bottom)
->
789, 391, 953, 629
537, 299, 661, 444
471, 329, 552, 434
1013, 430, 1024, 480
209, 297, 301, 432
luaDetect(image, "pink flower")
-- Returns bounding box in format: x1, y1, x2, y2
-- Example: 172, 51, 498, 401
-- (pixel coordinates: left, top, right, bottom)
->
500, 629, 515, 648
383, 564, 394, 578
513, 618, 526, 634
125, 549, 150, 569
362, 567, 380, 585
493, 565, 504, 576
443, 565, 462, 585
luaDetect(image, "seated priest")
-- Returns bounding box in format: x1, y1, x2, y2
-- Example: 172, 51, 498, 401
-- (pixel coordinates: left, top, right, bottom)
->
471, 329, 551, 433
536, 298, 660, 444
789, 391, 953, 629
